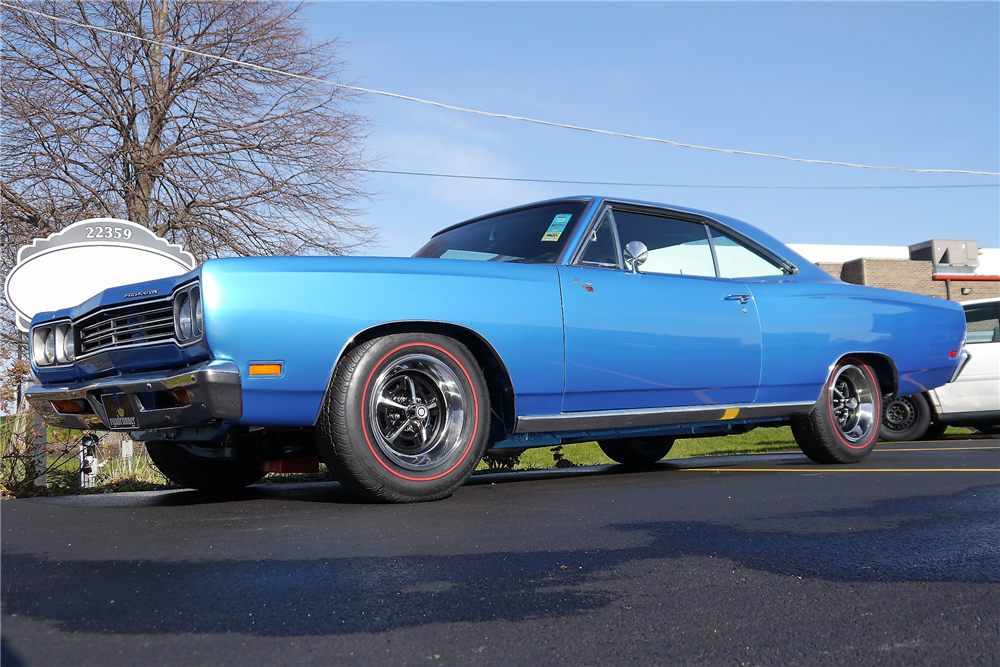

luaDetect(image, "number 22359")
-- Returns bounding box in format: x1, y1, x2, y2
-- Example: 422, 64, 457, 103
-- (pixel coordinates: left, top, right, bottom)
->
85, 226, 132, 240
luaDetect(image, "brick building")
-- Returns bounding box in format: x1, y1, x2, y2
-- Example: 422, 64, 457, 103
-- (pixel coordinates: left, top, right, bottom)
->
788, 240, 1000, 303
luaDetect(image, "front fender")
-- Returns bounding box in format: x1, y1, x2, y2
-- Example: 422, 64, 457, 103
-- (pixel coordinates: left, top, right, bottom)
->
201, 257, 565, 427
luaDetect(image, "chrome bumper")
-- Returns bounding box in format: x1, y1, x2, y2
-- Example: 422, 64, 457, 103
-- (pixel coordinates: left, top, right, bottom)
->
26, 360, 242, 431
949, 349, 972, 383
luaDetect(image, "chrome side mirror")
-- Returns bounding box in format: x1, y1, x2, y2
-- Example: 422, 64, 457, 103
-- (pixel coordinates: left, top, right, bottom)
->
623, 241, 648, 273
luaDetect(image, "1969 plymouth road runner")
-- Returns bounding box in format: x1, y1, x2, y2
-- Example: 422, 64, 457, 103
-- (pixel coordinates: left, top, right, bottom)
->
27, 197, 969, 502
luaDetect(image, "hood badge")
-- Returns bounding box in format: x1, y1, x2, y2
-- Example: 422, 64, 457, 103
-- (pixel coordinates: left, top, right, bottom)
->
123, 289, 158, 299
574, 278, 594, 293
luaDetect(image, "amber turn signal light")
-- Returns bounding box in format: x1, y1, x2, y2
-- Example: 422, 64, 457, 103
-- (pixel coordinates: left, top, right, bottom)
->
51, 400, 87, 414
172, 388, 192, 405
249, 363, 283, 376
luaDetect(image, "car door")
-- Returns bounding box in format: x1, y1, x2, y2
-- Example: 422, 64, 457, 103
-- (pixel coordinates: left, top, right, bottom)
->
559, 207, 763, 412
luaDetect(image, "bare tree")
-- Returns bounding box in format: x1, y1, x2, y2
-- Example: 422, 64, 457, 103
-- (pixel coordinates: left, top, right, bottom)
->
1, 0, 375, 264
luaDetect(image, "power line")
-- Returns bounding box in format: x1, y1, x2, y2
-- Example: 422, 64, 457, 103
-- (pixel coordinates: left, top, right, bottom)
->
5, 1, 999, 178
357, 168, 1000, 190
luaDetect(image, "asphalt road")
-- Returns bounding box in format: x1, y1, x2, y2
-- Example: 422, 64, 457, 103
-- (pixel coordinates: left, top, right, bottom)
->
2, 436, 998, 666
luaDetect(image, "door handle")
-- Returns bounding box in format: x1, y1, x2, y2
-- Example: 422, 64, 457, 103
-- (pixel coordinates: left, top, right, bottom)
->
725, 294, 751, 304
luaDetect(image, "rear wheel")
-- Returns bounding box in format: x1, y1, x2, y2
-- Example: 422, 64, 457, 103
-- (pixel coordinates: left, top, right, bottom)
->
316, 333, 490, 502
145, 441, 265, 491
598, 436, 675, 467
791, 358, 881, 463
879, 393, 931, 442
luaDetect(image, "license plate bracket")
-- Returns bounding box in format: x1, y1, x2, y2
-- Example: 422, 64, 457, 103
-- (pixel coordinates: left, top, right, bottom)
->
100, 393, 138, 430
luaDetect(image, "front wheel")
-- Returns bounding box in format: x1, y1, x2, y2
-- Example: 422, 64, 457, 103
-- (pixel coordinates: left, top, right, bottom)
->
791, 358, 881, 463
145, 442, 265, 491
598, 436, 675, 467
316, 333, 490, 503
879, 393, 931, 442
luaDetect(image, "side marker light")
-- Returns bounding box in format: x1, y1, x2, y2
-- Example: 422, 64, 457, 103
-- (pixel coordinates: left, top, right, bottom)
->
249, 363, 283, 376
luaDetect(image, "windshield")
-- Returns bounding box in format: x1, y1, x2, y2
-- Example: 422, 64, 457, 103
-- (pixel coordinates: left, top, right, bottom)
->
414, 202, 588, 264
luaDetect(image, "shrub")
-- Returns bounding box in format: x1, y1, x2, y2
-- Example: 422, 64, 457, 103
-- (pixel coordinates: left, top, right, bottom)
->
1, 409, 79, 496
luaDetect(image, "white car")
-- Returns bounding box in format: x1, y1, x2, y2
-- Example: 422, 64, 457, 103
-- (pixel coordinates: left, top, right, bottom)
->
880, 297, 1000, 440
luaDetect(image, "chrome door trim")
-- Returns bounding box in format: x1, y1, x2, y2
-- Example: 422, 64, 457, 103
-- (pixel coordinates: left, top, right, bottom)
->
513, 401, 815, 434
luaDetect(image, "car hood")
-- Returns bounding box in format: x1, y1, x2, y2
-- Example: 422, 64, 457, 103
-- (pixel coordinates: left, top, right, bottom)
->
31, 270, 200, 327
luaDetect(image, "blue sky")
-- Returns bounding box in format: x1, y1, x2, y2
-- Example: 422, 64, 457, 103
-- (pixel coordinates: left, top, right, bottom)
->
305, 2, 999, 256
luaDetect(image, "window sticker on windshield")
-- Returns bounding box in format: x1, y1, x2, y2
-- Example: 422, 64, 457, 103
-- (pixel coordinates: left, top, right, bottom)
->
541, 214, 572, 242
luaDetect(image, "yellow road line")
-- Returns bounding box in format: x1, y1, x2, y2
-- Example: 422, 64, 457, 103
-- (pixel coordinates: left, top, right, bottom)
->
763, 446, 999, 456
684, 468, 1000, 473
877, 446, 1000, 452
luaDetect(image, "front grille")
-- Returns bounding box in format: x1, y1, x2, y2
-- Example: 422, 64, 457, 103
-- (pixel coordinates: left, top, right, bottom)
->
78, 298, 175, 356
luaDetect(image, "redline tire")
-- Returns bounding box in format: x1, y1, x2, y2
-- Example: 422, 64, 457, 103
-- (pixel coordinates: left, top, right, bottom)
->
145, 441, 265, 491
879, 393, 931, 442
791, 358, 881, 464
316, 333, 490, 503
598, 436, 676, 467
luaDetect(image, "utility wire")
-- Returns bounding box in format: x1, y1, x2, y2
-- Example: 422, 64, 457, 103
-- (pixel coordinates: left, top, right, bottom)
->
5, 1, 999, 178
357, 168, 1000, 189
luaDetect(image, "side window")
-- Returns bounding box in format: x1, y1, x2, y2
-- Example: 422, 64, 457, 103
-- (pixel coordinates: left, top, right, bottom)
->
710, 228, 785, 278
580, 211, 619, 267
613, 210, 716, 277
964, 304, 1000, 344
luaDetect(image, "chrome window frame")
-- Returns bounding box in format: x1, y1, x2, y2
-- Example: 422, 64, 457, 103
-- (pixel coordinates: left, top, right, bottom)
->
577, 207, 624, 270
569, 200, 798, 278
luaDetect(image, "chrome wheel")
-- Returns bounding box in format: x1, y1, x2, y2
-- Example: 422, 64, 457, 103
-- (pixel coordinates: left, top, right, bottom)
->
367, 353, 468, 471
830, 364, 876, 443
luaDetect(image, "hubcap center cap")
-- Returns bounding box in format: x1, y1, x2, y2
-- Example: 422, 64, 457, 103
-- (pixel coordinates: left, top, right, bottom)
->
368, 353, 469, 472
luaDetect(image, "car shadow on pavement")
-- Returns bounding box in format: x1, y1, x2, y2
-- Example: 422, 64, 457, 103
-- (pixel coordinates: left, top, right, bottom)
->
34, 455, 813, 509
31, 480, 363, 509
0, 637, 23, 667
3, 484, 996, 638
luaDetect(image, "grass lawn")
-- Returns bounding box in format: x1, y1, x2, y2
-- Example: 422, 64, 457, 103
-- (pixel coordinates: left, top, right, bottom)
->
7, 425, 975, 495
481, 425, 975, 472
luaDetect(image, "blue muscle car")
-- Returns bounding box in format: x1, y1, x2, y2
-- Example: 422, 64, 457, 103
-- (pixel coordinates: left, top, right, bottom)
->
26, 197, 970, 501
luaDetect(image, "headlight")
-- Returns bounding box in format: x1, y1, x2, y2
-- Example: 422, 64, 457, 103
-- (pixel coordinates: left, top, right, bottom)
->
55, 323, 75, 363
175, 293, 192, 341
191, 286, 203, 336
32, 326, 56, 366
172, 282, 203, 344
